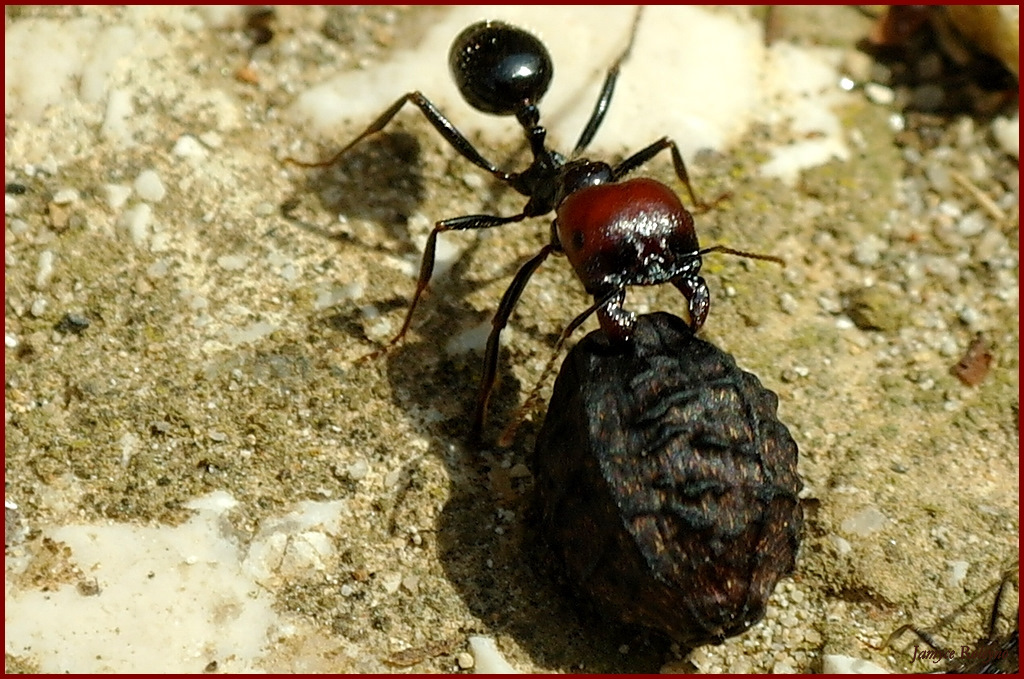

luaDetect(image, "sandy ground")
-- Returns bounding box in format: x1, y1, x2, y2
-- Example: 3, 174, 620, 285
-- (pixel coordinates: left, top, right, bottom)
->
5, 5, 1018, 674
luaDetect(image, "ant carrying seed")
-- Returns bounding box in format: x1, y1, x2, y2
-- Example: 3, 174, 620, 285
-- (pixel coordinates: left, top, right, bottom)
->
286, 9, 784, 439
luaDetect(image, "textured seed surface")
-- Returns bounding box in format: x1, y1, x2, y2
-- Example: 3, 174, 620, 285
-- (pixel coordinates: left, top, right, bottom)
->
534, 312, 803, 649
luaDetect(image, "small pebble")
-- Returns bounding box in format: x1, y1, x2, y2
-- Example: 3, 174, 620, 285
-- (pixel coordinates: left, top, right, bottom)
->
30, 298, 48, 317
822, 655, 890, 674
147, 259, 171, 279
5, 334, 18, 349
975, 228, 1006, 262
957, 306, 980, 327
121, 203, 152, 247
841, 506, 888, 537
384, 469, 402, 488
381, 572, 402, 594
456, 652, 474, 670
209, 431, 228, 442
347, 458, 369, 481
772, 659, 797, 673
35, 250, 55, 289
173, 134, 208, 159
852, 234, 886, 266
938, 336, 959, 357
198, 131, 223, 148
461, 171, 484, 190
947, 560, 969, 588
54, 313, 90, 335
134, 170, 167, 202
956, 211, 987, 237
864, 83, 895, 106
105, 184, 134, 211
924, 161, 952, 193
216, 254, 249, 271
832, 535, 852, 556
51, 188, 80, 205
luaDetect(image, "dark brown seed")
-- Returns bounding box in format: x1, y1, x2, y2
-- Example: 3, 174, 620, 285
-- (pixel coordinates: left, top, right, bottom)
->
533, 312, 803, 650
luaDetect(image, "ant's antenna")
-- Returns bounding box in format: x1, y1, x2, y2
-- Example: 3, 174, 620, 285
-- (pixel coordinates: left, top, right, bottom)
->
699, 244, 786, 267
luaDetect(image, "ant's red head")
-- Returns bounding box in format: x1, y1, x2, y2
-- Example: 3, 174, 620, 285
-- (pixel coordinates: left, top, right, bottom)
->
555, 177, 700, 294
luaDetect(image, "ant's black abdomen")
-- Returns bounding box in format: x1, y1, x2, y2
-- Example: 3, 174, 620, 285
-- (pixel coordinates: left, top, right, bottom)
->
449, 21, 554, 115
534, 312, 804, 649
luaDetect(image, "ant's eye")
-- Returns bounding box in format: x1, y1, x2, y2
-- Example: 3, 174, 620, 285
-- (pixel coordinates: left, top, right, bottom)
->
449, 21, 553, 115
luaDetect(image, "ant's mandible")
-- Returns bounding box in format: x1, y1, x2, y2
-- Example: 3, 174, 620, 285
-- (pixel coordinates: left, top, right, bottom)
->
286, 8, 783, 440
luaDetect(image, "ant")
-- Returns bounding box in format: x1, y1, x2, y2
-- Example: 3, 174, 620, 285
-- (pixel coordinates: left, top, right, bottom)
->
286, 9, 784, 440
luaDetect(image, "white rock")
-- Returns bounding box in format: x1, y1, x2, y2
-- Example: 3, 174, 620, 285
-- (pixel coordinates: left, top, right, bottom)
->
841, 507, 888, 537
35, 250, 56, 289
947, 559, 969, 588
101, 88, 135, 145
347, 458, 369, 481
51, 188, 80, 205
864, 83, 895, 105
468, 636, 519, 674
992, 113, 1019, 159
216, 254, 249, 271
30, 298, 48, 317
103, 184, 133, 210
822, 654, 891, 674
957, 211, 987, 237
120, 203, 152, 247
172, 134, 208, 160
134, 170, 167, 202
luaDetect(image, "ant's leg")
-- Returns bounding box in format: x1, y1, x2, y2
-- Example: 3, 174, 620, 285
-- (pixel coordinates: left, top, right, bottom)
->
285, 91, 513, 183
986, 575, 1015, 640
472, 244, 556, 442
672, 275, 710, 331
875, 624, 946, 654
365, 211, 530, 360
571, 7, 644, 155
610, 136, 726, 212
495, 286, 620, 446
